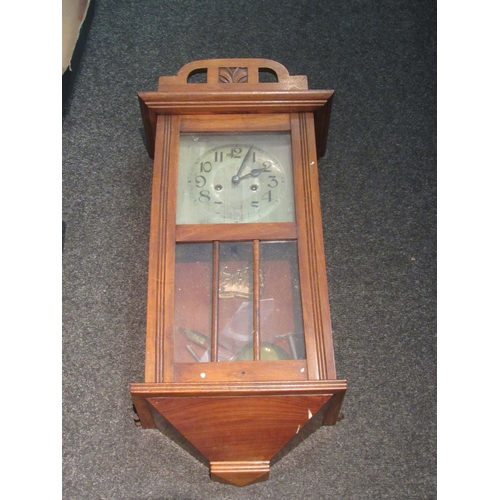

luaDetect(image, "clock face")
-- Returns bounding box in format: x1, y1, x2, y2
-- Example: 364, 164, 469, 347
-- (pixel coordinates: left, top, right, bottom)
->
177, 132, 295, 224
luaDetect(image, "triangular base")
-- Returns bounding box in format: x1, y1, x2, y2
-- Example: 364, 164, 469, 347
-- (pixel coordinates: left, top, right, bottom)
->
130, 380, 347, 486
147, 394, 330, 468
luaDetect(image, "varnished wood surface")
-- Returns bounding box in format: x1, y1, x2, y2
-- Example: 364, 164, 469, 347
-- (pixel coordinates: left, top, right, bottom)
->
149, 404, 210, 466
130, 379, 347, 397
210, 461, 270, 487
142, 63, 339, 386
139, 89, 334, 109
322, 388, 347, 426
131, 378, 347, 475
147, 394, 333, 462
291, 112, 337, 380
133, 383, 346, 486
144, 115, 177, 382
211, 241, 220, 362
138, 90, 333, 158
132, 59, 345, 485
158, 58, 308, 90
180, 113, 290, 133
139, 58, 333, 158
174, 360, 308, 383
175, 222, 298, 242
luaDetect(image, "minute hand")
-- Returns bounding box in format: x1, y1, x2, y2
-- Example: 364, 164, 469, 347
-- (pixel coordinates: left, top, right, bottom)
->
231, 146, 254, 185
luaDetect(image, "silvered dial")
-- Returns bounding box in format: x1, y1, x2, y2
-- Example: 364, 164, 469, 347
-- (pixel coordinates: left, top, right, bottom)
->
188, 144, 286, 223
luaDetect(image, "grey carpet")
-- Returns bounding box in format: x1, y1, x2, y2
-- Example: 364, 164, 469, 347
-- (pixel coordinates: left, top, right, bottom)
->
62, 0, 436, 498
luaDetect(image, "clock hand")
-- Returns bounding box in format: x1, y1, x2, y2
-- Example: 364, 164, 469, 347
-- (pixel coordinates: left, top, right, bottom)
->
235, 167, 271, 181
231, 146, 254, 184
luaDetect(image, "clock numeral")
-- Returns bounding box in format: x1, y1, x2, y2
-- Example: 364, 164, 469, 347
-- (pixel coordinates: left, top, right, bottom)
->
262, 190, 272, 203
200, 161, 212, 173
214, 201, 223, 214
195, 175, 206, 188
229, 147, 242, 158
251, 201, 259, 208
214, 151, 223, 162
267, 175, 278, 188
199, 190, 211, 203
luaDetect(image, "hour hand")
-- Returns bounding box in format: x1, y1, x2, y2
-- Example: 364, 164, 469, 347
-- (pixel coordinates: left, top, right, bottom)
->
236, 167, 271, 181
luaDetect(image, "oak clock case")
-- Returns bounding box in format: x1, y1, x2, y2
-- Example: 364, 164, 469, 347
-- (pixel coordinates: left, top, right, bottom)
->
130, 59, 347, 487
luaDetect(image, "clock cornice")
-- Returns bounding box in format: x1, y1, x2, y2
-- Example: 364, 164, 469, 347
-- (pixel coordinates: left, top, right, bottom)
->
138, 58, 334, 159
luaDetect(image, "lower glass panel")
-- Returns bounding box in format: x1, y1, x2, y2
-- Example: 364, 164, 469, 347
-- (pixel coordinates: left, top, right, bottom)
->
174, 240, 305, 363
259, 241, 305, 360
174, 243, 212, 363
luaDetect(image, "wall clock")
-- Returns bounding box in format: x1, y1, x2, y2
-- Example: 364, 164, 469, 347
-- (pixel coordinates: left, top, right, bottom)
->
130, 58, 347, 486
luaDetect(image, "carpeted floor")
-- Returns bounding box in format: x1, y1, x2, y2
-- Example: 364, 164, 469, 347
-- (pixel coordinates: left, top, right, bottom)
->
62, 1, 436, 498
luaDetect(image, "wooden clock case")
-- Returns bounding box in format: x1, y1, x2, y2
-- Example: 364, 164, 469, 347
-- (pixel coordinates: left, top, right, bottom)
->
130, 59, 347, 487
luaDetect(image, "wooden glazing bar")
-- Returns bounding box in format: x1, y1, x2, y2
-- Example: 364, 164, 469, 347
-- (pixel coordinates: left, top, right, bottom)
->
211, 241, 220, 362
180, 113, 290, 133
176, 222, 297, 242
291, 113, 319, 380
253, 240, 261, 361
172, 360, 310, 384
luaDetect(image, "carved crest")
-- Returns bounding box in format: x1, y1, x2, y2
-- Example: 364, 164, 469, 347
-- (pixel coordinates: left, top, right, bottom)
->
219, 67, 248, 84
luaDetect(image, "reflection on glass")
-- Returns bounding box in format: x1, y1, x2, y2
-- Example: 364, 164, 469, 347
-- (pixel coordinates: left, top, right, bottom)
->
176, 132, 295, 224
174, 243, 212, 363
173, 240, 305, 364
233, 342, 291, 361
259, 241, 305, 360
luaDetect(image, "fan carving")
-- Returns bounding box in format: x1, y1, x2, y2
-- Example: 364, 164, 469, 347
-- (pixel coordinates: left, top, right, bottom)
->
219, 67, 248, 83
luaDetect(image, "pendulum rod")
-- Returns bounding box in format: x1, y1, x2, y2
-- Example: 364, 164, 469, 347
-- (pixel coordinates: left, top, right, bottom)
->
211, 241, 220, 362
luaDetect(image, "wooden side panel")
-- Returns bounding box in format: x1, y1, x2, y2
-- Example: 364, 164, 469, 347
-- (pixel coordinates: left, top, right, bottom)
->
323, 387, 347, 426
292, 112, 336, 380
130, 392, 156, 429
138, 96, 156, 158
161, 116, 181, 382
144, 115, 180, 382
144, 114, 168, 382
